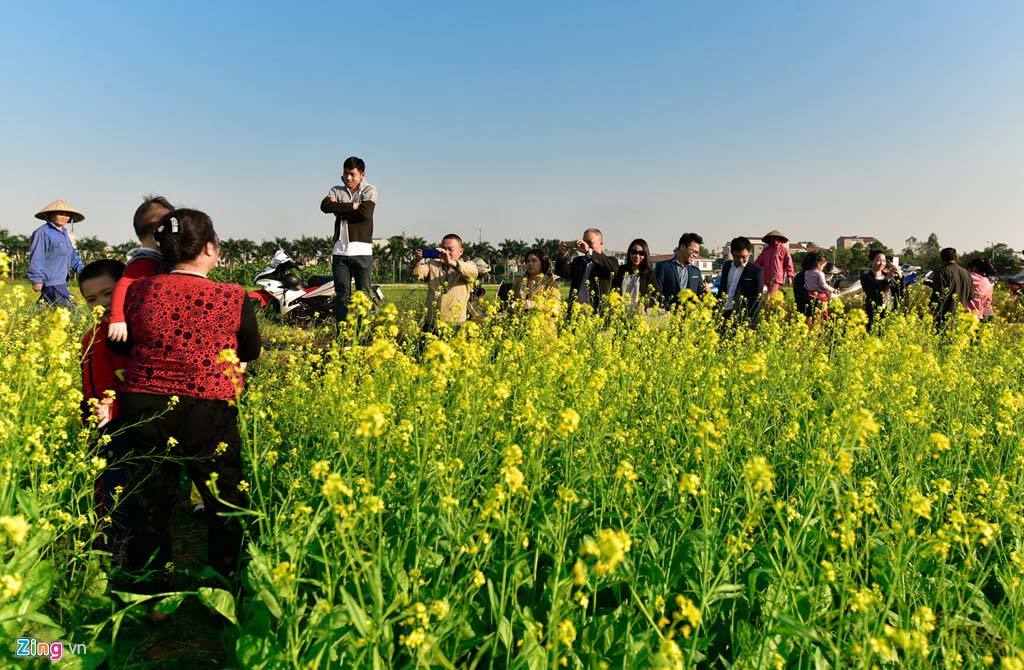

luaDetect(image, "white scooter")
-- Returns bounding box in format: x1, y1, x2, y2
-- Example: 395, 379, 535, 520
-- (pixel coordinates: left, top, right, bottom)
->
247, 250, 385, 323
246, 250, 336, 322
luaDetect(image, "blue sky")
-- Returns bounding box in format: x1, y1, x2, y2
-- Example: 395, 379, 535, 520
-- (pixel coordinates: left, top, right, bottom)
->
2, 1, 1022, 255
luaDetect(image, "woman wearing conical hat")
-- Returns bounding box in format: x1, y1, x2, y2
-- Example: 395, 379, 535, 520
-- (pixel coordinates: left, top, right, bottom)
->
27, 199, 86, 306
753, 229, 795, 300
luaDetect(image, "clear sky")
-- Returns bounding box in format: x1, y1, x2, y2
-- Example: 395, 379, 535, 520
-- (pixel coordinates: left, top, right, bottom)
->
2, 1, 1021, 255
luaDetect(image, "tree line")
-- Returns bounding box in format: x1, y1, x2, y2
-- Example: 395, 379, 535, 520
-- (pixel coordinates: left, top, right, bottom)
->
2, 228, 1019, 284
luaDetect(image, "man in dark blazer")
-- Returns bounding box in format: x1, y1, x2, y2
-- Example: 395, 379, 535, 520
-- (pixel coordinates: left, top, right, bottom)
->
555, 228, 619, 315
718, 236, 764, 323
654, 232, 707, 309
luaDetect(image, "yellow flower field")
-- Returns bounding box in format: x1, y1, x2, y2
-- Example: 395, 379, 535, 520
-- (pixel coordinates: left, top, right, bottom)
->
1, 268, 1023, 668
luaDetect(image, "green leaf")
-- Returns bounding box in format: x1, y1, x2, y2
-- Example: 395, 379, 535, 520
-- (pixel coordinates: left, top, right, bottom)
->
15, 488, 40, 520
153, 592, 188, 615
707, 582, 744, 605
497, 616, 512, 651
259, 588, 283, 619
340, 588, 370, 636
198, 587, 239, 625
236, 634, 276, 669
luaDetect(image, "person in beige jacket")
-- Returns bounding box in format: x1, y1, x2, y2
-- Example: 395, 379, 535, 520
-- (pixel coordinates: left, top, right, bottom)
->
412, 233, 479, 330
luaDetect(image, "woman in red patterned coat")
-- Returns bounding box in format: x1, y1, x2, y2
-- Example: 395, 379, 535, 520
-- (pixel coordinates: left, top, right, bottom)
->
107, 208, 260, 593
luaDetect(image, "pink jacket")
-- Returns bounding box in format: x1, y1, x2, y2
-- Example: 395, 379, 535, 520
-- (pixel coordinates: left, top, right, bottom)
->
754, 243, 795, 286
967, 272, 994, 318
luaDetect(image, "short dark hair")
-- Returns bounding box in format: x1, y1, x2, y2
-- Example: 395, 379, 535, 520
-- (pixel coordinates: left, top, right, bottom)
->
154, 208, 220, 267
940, 247, 958, 263
342, 156, 366, 173
525, 248, 550, 275
868, 248, 886, 262
441, 233, 463, 248
969, 257, 995, 276
678, 233, 703, 248
133, 195, 174, 240
730, 236, 753, 253
79, 259, 125, 285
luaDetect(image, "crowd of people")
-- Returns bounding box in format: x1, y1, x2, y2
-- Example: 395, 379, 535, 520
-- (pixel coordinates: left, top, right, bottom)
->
21, 155, 1001, 601
403, 225, 993, 333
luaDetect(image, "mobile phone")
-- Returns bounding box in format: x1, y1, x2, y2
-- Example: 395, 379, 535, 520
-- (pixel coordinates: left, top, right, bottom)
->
422, 248, 441, 259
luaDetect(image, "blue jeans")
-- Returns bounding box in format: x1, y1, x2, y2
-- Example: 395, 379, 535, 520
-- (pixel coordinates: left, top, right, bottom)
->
39, 284, 72, 307
332, 255, 373, 322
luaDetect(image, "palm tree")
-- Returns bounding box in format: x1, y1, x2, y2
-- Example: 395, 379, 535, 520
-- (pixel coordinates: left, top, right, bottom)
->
289, 236, 316, 265
498, 239, 529, 281
0, 229, 28, 277
464, 241, 496, 266
401, 236, 427, 284
379, 236, 405, 283
75, 236, 108, 263
257, 240, 279, 260
236, 238, 257, 264
533, 238, 562, 263
110, 242, 135, 259
219, 238, 243, 265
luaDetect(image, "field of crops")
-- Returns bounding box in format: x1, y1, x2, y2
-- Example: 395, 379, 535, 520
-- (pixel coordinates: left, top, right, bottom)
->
2, 279, 1024, 669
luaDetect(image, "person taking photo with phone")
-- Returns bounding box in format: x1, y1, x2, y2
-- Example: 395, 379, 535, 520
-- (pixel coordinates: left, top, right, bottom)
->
412, 234, 479, 332
860, 249, 904, 330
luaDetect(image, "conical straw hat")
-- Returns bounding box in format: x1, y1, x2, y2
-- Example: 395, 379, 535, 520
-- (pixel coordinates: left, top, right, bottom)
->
35, 199, 85, 223
763, 229, 788, 243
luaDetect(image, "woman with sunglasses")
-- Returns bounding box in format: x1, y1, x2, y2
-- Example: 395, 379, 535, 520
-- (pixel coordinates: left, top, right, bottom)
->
612, 238, 662, 312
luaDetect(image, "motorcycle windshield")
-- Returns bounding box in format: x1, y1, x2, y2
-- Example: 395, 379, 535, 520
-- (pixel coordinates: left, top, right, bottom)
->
271, 249, 293, 268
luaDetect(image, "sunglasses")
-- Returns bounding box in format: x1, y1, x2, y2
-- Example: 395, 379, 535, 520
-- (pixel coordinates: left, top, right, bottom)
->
629, 249, 646, 255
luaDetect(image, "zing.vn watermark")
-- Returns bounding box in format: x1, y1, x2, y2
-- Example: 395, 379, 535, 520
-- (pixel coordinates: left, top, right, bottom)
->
15, 638, 86, 662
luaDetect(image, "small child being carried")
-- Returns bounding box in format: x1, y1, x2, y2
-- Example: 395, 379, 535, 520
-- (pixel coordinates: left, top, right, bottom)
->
107, 196, 174, 342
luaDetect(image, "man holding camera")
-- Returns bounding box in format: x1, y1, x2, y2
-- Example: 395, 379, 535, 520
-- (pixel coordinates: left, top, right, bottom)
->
412, 234, 479, 331
555, 228, 618, 316
320, 156, 377, 322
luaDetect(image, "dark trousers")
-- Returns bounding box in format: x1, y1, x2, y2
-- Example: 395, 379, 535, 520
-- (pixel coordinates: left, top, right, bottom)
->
105, 393, 248, 592
332, 254, 373, 322
39, 284, 72, 306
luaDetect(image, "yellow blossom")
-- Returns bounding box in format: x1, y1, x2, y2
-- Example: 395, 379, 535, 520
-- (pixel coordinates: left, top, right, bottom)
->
0, 515, 29, 545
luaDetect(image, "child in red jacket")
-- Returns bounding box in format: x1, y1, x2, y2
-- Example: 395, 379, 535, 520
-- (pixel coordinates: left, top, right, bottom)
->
80, 260, 129, 425
107, 196, 173, 342
80, 259, 132, 561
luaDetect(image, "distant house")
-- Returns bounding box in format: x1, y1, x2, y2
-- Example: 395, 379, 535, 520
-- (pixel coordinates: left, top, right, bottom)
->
836, 235, 880, 249
719, 238, 811, 261
649, 253, 715, 278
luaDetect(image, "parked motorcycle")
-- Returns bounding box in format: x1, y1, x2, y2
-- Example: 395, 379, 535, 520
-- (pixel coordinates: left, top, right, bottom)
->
246, 249, 383, 322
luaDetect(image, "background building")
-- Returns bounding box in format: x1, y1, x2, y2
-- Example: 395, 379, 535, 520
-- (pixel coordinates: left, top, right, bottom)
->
836, 235, 880, 249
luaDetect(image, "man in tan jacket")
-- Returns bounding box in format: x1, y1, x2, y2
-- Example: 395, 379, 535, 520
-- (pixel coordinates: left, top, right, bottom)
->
412, 233, 479, 331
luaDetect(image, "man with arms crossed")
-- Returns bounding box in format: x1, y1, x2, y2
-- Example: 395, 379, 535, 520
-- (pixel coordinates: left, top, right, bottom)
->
321, 156, 377, 322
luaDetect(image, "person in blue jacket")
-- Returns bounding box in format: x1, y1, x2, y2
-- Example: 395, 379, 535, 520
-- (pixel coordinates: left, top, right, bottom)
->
27, 199, 85, 306
654, 232, 707, 309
